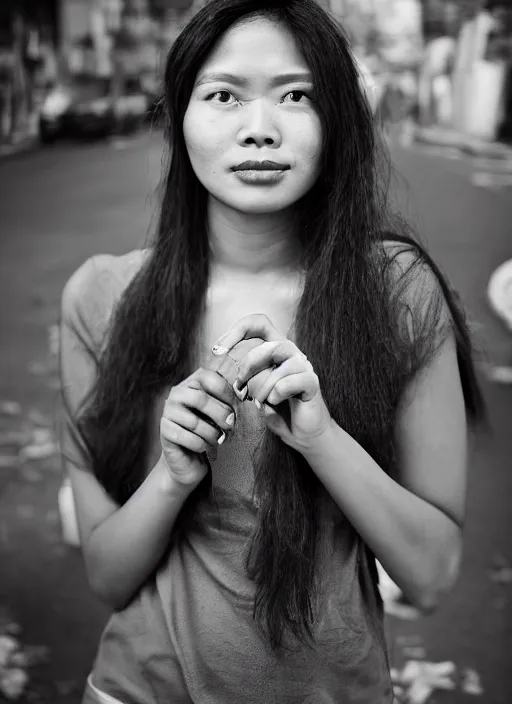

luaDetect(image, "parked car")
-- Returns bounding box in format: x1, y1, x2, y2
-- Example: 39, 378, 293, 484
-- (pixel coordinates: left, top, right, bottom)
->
39, 74, 148, 144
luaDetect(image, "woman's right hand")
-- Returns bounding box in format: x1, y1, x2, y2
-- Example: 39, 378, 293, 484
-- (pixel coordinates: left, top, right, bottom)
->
160, 368, 237, 489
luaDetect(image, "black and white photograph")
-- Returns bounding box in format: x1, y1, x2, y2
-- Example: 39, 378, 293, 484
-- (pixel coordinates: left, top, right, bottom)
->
0, 1, 511, 703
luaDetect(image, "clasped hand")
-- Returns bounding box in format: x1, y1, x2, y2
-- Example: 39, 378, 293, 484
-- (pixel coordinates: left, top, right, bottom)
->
213, 313, 333, 453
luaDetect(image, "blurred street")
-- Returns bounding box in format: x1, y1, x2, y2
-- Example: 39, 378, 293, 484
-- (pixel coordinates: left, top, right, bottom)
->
0, 134, 511, 703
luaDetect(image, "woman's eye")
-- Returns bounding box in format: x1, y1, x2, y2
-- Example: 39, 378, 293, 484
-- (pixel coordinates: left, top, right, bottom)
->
282, 90, 310, 104
207, 90, 236, 104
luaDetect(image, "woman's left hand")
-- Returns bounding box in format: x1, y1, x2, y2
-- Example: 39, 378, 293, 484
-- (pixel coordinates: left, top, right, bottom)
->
212, 314, 333, 453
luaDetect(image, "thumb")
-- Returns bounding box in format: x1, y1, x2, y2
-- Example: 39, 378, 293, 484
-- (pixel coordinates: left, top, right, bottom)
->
263, 403, 291, 440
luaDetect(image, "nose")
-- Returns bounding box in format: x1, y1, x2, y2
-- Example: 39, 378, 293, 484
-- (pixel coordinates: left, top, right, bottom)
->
236, 99, 282, 148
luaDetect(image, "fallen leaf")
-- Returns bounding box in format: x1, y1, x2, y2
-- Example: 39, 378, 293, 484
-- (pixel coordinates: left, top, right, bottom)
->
8, 651, 28, 668
461, 668, 484, 696
31, 429, 53, 445
20, 442, 58, 461
390, 668, 401, 683
0, 667, 29, 699
406, 678, 433, 704
393, 660, 456, 704
0, 635, 19, 667
0, 402, 22, 417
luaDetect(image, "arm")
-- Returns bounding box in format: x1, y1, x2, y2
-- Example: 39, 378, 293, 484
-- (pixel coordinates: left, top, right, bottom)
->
302, 328, 467, 612
69, 459, 191, 610
60, 257, 193, 610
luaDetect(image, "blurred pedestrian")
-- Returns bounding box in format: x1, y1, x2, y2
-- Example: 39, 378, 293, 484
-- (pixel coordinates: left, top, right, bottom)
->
58, 1, 485, 702
417, 28, 457, 126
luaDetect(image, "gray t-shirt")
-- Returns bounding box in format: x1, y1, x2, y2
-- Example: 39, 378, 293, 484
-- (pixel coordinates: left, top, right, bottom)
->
60, 250, 393, 704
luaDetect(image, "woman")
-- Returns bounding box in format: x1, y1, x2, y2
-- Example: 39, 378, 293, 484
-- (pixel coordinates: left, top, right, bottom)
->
59, 1, 484, 702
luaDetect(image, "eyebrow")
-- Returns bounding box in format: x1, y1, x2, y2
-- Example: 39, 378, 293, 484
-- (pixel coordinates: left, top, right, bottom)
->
195, 71, 313, 88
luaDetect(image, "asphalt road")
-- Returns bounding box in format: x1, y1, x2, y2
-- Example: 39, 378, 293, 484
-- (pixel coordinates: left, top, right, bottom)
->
0, 133, 511, 703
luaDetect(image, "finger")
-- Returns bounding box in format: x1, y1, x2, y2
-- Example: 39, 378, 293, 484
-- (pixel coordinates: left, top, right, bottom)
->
194, 368, 238, 408
171, 386, 236, 432
236, 340, 305, 388
250, 355, 309, 403
204, 349, 241, 387
160, 417, 208, 454
212, 314, 284, 355
163, 404, 227, 446
246, 367, 275, 402
266, 371, 319, 405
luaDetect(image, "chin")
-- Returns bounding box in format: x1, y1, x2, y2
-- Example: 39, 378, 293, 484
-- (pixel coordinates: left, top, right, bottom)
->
215, 192, 301, 216
233, 200, 293, 215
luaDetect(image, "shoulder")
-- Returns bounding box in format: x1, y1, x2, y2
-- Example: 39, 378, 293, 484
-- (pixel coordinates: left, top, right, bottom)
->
61, 249, 150, 351
380, 238, 445, 301
379, 237, 453, 344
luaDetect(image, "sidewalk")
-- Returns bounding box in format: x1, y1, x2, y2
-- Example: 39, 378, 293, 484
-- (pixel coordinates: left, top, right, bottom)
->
394, 123, 512, 189
411, 124, 512, 162
0, 117, 40, 160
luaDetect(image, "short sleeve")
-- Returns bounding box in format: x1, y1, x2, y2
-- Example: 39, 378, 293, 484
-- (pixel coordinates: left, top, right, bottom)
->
58, 250, 148, 477
59, 259, 97, 474
384, 242, 454, 371
59, 254, 124, 474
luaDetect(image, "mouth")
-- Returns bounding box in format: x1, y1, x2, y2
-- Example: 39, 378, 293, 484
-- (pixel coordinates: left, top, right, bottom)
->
231, 160, 291, 172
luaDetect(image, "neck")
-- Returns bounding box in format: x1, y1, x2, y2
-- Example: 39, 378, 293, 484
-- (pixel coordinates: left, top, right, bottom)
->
207, 197, 302, 276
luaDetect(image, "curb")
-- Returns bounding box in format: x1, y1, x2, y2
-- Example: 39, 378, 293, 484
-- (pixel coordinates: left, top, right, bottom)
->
0, 136, 40, 161
412, 126, 512, 161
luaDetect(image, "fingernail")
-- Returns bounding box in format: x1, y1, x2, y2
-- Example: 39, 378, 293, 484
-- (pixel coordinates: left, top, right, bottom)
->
233, 379, 248, 401
226, 412, 235, 427
212, 345, 229, 356
263, 403, 277, 415
254, 399, 261, 409
217, 431, 226, 445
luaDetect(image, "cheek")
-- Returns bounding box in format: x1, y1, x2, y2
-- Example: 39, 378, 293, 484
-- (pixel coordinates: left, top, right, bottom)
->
184, 106, 227, 169
292, 116, 323, 174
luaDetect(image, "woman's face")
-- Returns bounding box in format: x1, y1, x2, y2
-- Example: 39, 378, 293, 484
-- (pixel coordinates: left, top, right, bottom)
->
183, 17, 322, 215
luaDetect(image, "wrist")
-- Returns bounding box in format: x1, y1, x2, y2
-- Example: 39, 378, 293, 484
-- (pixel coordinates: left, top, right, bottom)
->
299, 418, 339, 461
153, 457, 198, 500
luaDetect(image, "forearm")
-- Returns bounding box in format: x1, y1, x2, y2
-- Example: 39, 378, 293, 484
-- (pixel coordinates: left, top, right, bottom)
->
302, 422, 462, 610
85, 457, 193, 610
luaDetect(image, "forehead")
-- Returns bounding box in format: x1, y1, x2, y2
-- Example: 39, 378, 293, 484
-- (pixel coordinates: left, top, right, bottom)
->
198, 17, 308, 78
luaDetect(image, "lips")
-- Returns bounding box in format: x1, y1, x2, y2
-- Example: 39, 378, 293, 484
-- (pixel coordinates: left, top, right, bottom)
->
232, 160, 290, 171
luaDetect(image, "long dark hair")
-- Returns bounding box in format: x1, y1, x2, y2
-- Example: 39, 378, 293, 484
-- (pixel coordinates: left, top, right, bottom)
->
77, 0, 485, 654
